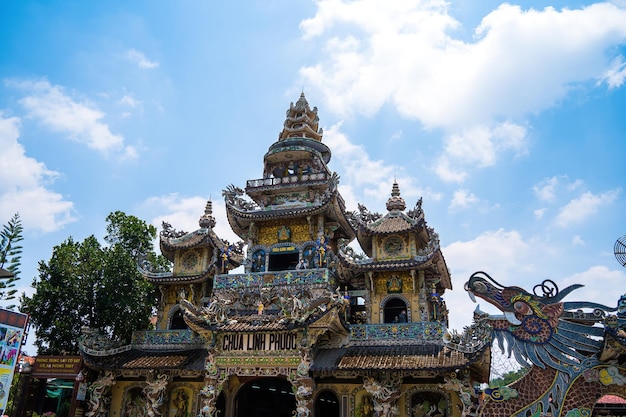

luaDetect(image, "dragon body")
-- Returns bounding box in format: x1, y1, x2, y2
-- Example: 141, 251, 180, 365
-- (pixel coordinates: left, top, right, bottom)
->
464, 271, 626, 417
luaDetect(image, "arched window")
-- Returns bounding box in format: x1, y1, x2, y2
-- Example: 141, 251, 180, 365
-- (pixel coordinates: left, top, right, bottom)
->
383, 297, 407, 323
315, 390, 340, 417
170, 308, 188, 330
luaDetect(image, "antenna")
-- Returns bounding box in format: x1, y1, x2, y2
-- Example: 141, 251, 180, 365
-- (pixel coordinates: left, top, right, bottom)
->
614, 236, 626, 267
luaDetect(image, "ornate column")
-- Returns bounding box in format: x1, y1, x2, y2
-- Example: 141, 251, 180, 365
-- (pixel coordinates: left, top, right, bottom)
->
85, 372, 116, 417
363, 375, 402, 417
290, 348, 315, 417
143, 372, 169, 417
198, 349, 227, 417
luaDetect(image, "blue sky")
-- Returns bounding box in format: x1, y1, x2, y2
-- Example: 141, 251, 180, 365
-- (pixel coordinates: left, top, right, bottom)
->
1, 0, 625, 354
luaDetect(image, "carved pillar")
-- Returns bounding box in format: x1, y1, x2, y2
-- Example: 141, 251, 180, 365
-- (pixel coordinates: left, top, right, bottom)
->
143, 372, 169, 417
418, 270, 427, 321
85, 371, 115, 417
248, 222, 257, 247
442, 375, 478, 417
290, 348, 315, 417
362, 376, 402, 417
317, 214, 324, 238
198, 350, 227, 417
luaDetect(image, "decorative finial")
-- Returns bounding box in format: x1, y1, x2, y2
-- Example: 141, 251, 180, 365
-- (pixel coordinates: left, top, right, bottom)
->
386, 181, 406, 212
199, 199, 216, 228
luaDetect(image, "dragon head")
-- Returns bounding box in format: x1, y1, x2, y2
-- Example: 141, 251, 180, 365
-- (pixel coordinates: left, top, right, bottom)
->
464, 271, 583, 328
464, 271, 619, 391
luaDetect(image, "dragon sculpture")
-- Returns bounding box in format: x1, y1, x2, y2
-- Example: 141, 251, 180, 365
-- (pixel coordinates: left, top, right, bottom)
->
463, 271, 626, 417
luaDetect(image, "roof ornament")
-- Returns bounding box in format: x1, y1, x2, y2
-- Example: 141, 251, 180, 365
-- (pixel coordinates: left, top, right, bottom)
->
199, 199, 216, 229
386, 181, 406, 212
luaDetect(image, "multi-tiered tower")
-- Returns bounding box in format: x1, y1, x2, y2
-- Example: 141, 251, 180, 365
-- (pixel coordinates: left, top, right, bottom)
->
78, 94, 490, 417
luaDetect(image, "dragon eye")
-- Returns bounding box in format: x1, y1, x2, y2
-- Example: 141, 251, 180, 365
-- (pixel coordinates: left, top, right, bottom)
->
514, 301, 531, 315
473, 281, 487, 294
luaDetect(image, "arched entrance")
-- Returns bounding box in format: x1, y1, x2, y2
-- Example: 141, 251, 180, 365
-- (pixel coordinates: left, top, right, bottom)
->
235, 377, 295, 417
383, 297, 407, 323
315, 390, 340, 417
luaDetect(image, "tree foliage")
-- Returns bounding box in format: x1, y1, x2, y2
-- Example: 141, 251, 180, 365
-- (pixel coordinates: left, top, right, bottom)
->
0, 213, 23, 308
489, 367, 530, 387
21, 212, 169, 355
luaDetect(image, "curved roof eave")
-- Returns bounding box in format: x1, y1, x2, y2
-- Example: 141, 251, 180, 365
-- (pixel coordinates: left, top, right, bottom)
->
225, 191, 356, 241
143, 267, 214, 285
359, 213, 424, 236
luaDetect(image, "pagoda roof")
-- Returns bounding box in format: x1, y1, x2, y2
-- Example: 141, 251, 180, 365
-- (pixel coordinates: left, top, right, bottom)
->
225, 185, 355, 241
160, 228, 222, 259
278, 92, 322, 142
351, 183, 430, 256
337, 238, 453, 290
311, 344, 489, 381
360, 211, 424, 235
180, 310, 342, 333
141, 267, 214, 285
81, 347, 207, 373
159, 199, 242, 264
78, 328, 207, 375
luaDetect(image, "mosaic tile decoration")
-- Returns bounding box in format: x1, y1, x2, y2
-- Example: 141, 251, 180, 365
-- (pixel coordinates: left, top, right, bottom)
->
214, 268, 331, 289
132, 329, 205, 347
349, 322, 445, 342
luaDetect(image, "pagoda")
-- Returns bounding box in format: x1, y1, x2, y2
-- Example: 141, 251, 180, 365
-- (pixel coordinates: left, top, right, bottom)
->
77, 93, 491, 417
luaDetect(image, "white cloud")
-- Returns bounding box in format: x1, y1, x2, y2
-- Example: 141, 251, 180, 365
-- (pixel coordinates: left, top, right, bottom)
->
602, 56, 626, 88
127, 48, 159, 69
534, 208, 547, 220
444, 228, 532, 329
572, 235, 585, 246
0, 113, 76, 232
533, 176, 562, 202
119, 94, 141, 108
567, 179, 584, 192
560, 265, 626, 306
323, 123, 441, 209
433, 156, 467, 183
435, 122, 528, 182
449, 189, 479, 210
301, 2, 626, 127
7, 79, 134, 158
139, 194, 240, 245
445, 229, 531, 282
555, 189, 620, 228
300, 1, 626, 181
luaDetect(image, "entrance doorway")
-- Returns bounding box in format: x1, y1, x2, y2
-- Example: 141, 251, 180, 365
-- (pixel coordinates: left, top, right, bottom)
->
315, 390, 340, 417
235, 377, 296, 417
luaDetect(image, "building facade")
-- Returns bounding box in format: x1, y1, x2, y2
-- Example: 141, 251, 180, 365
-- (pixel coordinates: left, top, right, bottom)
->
77, 94, 492, 417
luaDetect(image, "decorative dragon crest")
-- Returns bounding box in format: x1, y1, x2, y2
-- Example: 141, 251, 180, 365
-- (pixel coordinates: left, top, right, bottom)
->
160, 221, 187, 239
465, 271, 616, 374
463, 271, 626, 417
222, 184, 257, 211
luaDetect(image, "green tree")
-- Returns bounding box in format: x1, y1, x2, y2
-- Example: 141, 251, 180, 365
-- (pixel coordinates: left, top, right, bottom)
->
21, 212, 168, 354
0, 213, 24, 308
489, 367, 530, 387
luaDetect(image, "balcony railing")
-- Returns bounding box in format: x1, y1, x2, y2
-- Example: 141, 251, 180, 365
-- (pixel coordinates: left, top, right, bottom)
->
349, 322, 446, 344
246, 172, 327, 190
215, 268, 332, 290
131, 329, 205, 348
